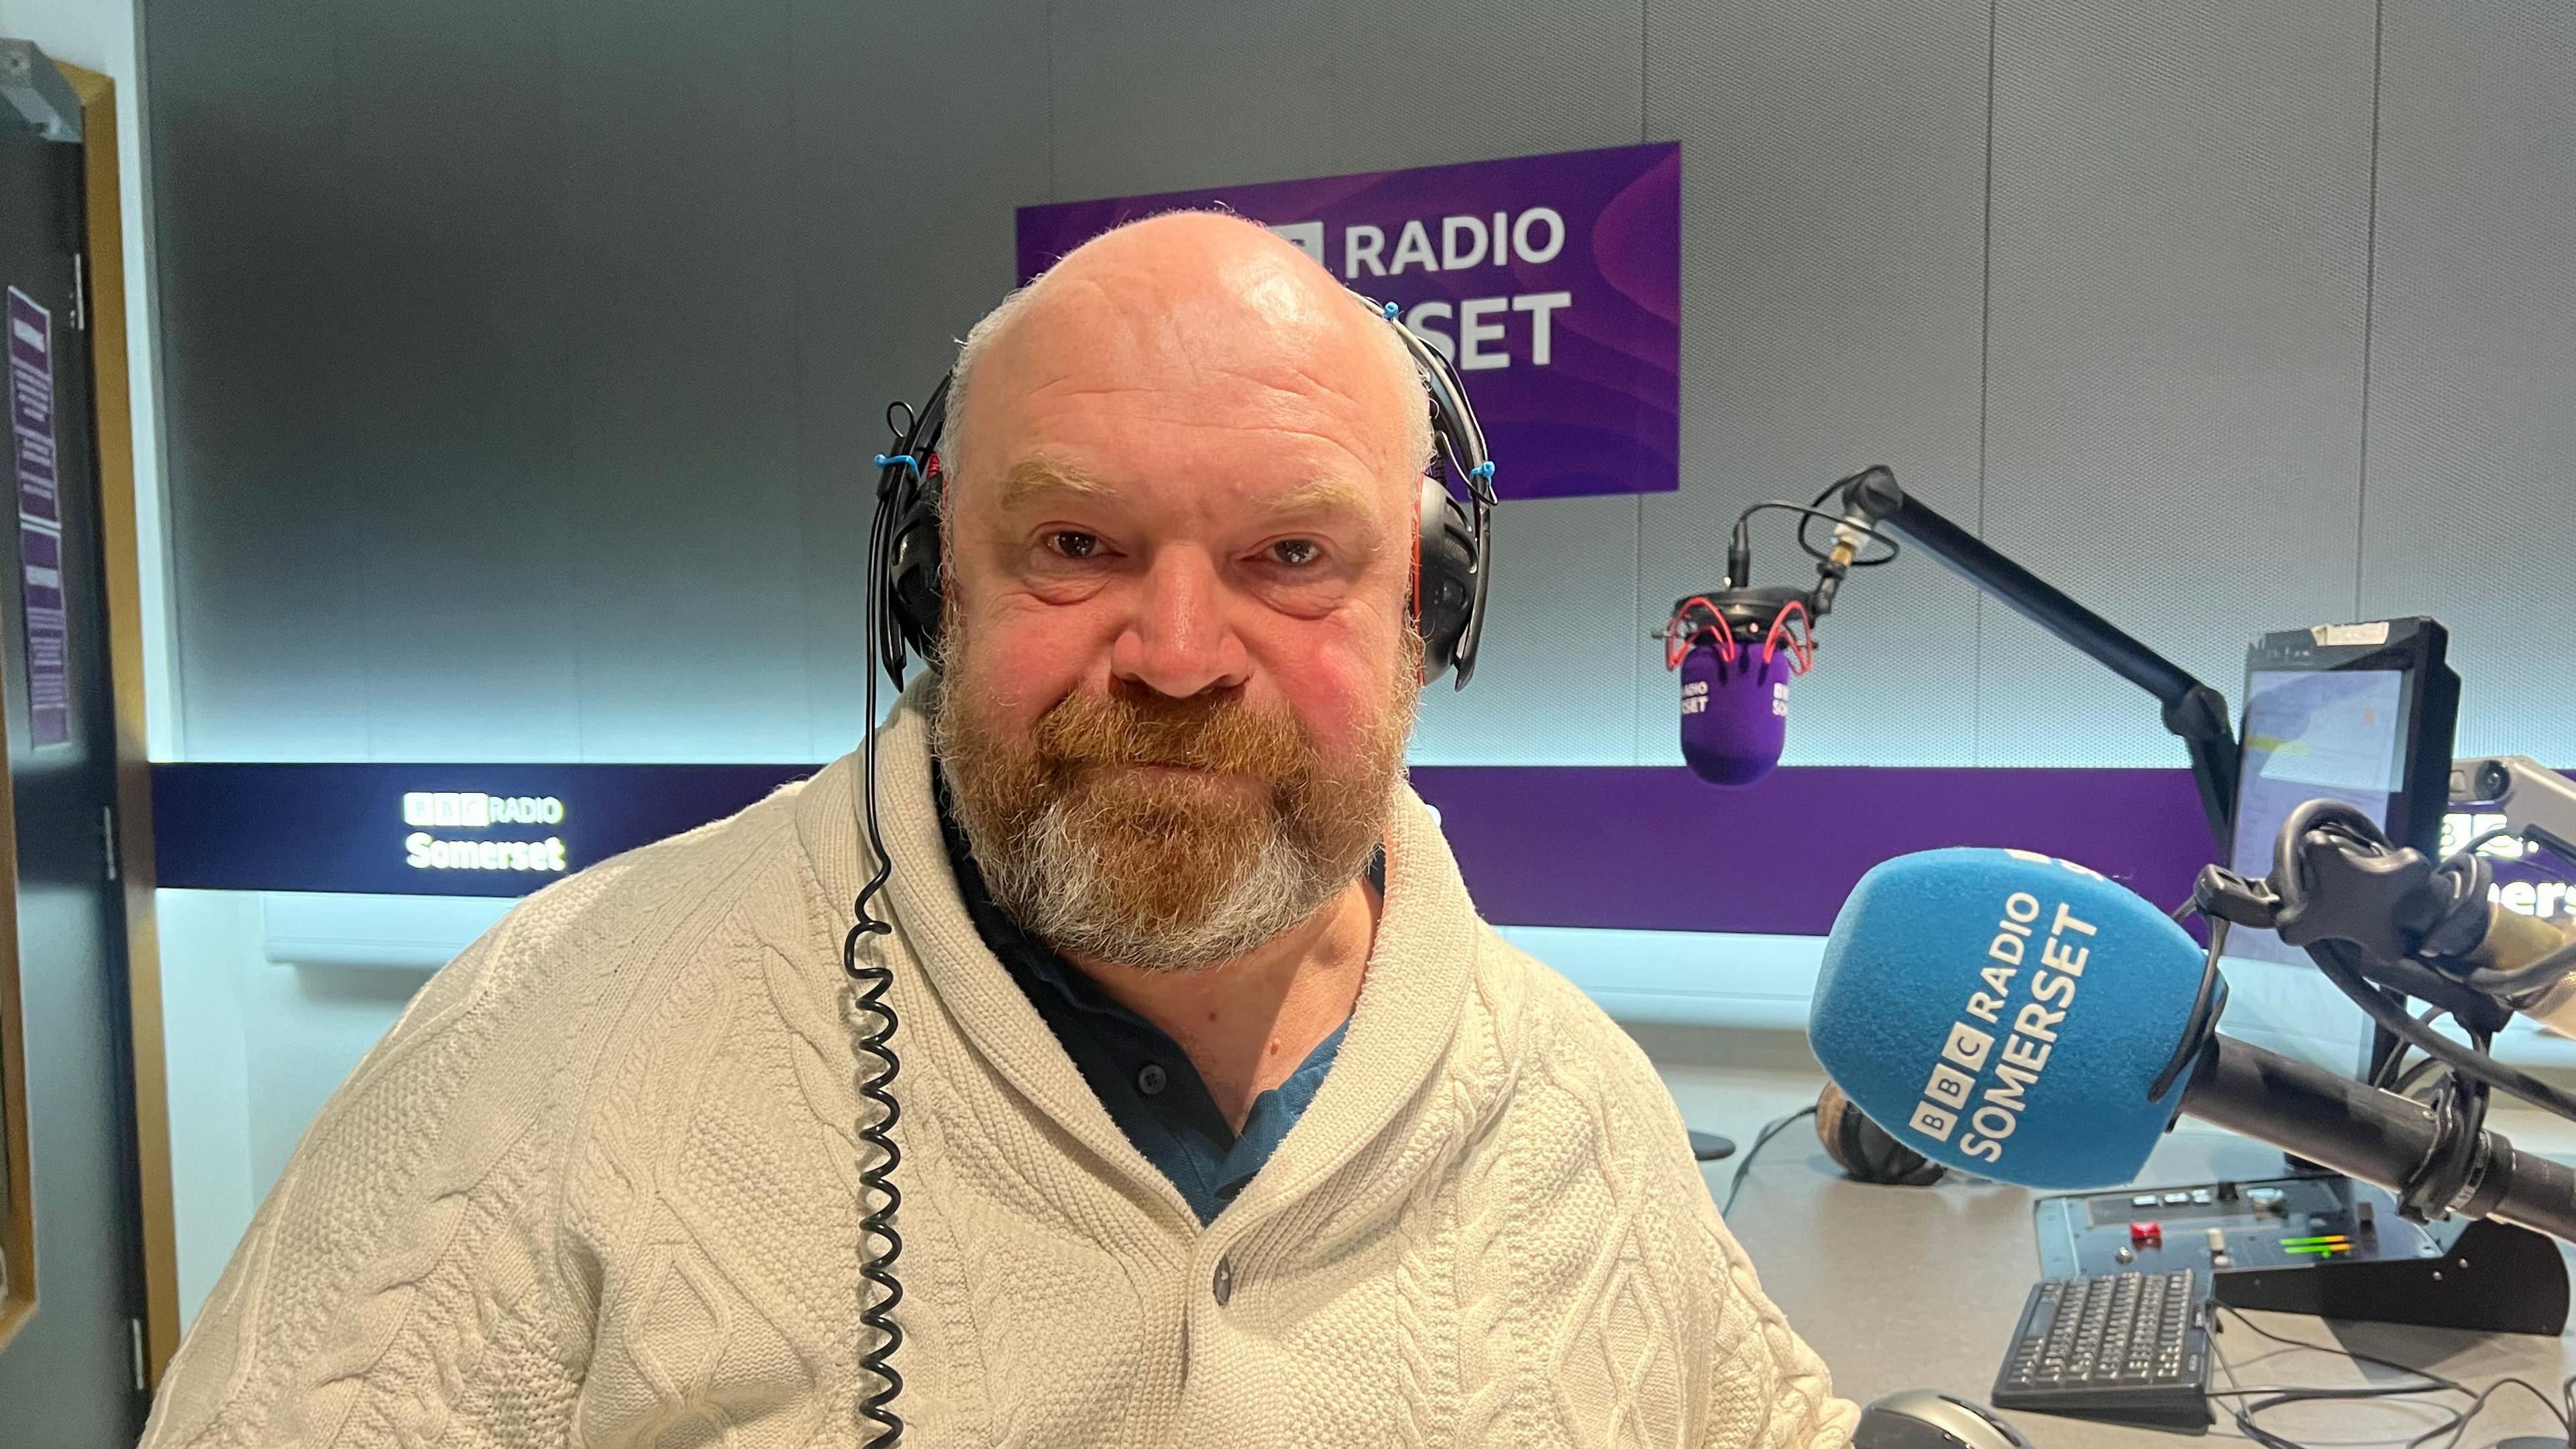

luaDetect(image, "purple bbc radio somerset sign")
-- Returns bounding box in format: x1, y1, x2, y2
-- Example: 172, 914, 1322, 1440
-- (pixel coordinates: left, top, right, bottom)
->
1015, 142, 1681, 500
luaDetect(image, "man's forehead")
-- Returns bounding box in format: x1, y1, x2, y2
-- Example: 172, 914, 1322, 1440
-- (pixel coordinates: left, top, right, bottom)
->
991, 455, 1385, 521
948, 213, 1428, 504
998, 284, 1377, 398
1042, 213, 1346, 322
972, 319, 1415, 485
991, 227, 1407, 404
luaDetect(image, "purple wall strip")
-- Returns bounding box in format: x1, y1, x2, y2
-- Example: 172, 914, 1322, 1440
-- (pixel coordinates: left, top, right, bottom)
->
150, 761, 2569, 931
1405, 765, 2216, 935
156, 761, 2218, 925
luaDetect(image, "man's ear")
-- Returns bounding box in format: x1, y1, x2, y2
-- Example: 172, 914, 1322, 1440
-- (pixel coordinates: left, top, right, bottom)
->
935, 455, 955, 597
1409, 475, 1429, 684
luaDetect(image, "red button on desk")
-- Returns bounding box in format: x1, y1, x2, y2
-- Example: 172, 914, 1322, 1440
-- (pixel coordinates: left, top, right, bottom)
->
2129, 1221, 2162, 1245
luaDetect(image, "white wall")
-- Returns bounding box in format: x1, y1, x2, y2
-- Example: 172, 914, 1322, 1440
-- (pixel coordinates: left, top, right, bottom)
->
0, 0, 181, 757
152, 890, 252, 1327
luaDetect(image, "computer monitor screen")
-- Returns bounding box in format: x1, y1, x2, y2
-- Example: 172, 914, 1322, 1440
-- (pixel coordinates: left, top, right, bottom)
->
2225, 667, 2410, 969
2216, 647, 2426, 1077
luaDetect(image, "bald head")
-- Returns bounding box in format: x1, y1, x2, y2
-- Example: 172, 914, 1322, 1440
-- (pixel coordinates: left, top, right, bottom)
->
944, 211, 1432, 505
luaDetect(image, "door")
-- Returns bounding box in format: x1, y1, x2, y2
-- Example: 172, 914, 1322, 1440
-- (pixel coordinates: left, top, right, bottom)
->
0, 40, 150, 1446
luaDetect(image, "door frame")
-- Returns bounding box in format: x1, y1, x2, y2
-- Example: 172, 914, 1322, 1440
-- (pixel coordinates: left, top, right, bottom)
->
49, 60, 178, 1389
0, 669, 25, 1354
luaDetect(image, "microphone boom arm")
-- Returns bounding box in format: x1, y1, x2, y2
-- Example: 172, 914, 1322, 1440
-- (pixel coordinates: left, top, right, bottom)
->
1831, 468, 2239, 855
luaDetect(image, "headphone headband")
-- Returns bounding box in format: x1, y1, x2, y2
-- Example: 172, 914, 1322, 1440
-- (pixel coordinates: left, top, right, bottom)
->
1371, 297, 1499, 686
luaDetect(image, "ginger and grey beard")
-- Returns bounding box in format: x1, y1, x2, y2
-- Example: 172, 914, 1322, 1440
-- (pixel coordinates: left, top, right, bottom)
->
930, 630, 1422, 973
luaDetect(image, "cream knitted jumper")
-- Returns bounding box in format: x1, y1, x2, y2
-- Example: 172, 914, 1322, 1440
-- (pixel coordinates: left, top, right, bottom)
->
142, 700, 1857, 1448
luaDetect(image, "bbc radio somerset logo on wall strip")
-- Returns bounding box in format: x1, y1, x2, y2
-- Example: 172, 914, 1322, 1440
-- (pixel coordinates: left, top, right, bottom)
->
402, 790, 568, 873
1016, 142, 1680, 501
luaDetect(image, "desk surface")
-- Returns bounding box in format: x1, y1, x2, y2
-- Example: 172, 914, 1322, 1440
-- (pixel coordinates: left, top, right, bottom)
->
1705, 1108, 2576, 1447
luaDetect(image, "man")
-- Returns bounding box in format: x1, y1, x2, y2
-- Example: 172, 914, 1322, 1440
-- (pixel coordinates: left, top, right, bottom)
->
144, 212, 1854, 1448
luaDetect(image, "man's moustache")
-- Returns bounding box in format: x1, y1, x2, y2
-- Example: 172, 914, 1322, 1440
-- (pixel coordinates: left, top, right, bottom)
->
1033, 696, 1307, 779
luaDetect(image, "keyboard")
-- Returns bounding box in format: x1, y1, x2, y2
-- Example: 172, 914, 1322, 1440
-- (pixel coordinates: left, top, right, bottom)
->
1991, 1271, 2212, 1430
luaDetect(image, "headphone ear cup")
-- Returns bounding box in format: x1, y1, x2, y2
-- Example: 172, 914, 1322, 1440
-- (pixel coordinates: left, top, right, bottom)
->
886, 501, 943, 667
1816, 1081, 1947, 1187
1413, 476, 1477, 682
880, 451, 946, 672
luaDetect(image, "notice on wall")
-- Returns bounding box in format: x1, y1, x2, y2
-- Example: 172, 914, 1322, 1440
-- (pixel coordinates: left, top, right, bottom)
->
1016, 142, 1681, 500
7, 287, 68, 747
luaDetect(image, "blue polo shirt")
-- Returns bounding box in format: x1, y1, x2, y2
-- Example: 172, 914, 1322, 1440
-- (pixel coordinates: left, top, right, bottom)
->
932, 772, 1360, 1226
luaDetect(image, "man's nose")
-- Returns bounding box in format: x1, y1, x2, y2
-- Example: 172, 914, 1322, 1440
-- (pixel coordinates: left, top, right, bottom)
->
1110, 548, 1252, 697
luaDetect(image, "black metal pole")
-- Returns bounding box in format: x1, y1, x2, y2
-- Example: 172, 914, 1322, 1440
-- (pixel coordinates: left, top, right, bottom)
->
1843, 470, 2239, 855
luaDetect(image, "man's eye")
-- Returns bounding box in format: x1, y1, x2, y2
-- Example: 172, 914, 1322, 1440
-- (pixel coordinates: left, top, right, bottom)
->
1047, 531, 1102, 559
1269, 538, 1322, 568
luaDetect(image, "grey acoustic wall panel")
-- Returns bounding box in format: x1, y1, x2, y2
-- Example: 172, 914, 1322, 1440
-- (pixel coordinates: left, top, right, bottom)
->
335, 0, 584, 762
1047, 0, 1342, 199
788, 0, 1051, 755
550, 0, 810, 763
2356, 1, 2576, 761
1320, 0, 1645, 174
149, 0, 1050, 761
1979, 0, 2379, 766
1048, 0, 1644, 199
144, 0, 2576, 773
150, 0, 376, 760
1636, 0, 1992, 766
1411, 495, 1643, 765
1046, 0, 1652, 763
1342, 1, 1652, 765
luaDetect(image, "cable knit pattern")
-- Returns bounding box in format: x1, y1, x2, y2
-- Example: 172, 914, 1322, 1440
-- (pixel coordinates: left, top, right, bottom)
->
142, 696, 1857, 1448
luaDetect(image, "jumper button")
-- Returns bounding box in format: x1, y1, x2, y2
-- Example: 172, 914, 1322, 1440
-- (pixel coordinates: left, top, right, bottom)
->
1212, 1254, 1234, 1306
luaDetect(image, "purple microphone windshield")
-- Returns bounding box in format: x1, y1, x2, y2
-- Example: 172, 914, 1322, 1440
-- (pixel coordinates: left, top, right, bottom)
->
1679, 636, 1794, 786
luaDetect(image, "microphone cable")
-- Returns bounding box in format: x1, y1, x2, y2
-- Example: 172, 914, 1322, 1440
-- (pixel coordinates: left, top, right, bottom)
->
1719, 480, 1902, 600
840, 402, 926, 1448
2308, 934, 2576, 1124
2252, 801, 2576, 1125
1792, 472, 1903, 572
1719, 1104, 1819, 1218
1651, 468, 1899, 671
2206, 1304, 2571, 1449
841, 873, 906, 1449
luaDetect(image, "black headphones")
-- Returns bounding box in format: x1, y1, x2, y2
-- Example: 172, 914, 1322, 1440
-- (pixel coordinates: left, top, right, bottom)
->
1816, 1080, 1948, 1187
864, 295, 1499, 691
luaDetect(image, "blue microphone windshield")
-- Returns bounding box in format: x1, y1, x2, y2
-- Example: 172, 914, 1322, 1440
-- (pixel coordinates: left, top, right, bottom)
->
1808, 848, 2207, 1189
